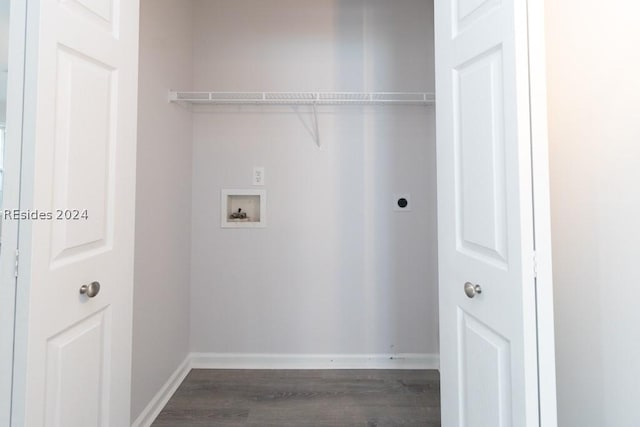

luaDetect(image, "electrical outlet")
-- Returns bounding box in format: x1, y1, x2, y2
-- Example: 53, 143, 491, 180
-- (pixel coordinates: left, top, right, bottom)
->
253, 167, 265, 186
394, 194, 411, 211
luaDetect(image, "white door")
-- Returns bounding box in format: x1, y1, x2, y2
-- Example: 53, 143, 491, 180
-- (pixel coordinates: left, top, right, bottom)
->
435, 0, 555, 426
11, 0, 140, 426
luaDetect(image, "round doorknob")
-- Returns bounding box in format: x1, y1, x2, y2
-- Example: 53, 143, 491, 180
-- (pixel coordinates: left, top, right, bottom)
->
464, 282, 482, 299
79, 281, 101, 298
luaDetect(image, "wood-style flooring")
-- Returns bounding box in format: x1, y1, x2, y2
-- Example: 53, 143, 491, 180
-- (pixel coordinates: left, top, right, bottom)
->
152, 369, 441, 427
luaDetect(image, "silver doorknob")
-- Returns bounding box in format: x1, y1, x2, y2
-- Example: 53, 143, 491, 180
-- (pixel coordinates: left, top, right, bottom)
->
79, 281, 101, 298
464, 282, 482, 299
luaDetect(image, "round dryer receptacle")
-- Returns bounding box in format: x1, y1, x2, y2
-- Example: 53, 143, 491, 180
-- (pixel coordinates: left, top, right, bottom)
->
394, 194, 411, 211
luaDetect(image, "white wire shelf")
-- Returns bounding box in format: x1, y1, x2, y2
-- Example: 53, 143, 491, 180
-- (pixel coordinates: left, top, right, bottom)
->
168, 91, 435, 106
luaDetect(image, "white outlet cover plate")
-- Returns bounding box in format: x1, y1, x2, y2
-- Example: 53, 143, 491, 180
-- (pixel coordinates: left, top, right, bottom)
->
394, 194, 411, 211
253, 167, 265, 186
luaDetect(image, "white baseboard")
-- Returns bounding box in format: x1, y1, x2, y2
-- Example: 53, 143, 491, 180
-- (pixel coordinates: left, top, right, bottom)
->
131, 355, 192, 427
190, 353, 439, 370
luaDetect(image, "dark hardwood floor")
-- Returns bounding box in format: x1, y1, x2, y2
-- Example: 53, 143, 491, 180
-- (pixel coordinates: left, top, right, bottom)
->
152, 369, 441, 427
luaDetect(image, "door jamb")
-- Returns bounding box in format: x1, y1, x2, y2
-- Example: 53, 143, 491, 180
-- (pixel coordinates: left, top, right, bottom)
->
0, 0, 29, 425
7, 0, 41, 425
526, 0, 558, 425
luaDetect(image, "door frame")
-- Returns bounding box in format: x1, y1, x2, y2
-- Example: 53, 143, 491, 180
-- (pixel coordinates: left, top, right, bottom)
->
527, 0, 558, 425
6, 0, 558, 425
7, 0, 61, 424
0, 0, 28, 425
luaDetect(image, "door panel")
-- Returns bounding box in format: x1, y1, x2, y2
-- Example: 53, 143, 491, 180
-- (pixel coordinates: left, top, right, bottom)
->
435, 0, 551, 425
45, 309, 111, 427
454, 46, 508, 267
51, 46, 115, 264
12, 0, 139, 425
459, 309, 512, 427
60, 0, 117, 34
454, 0, 501, 36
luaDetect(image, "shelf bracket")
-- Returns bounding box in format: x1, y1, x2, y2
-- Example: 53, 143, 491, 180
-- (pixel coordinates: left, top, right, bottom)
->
312, 97, 321, 148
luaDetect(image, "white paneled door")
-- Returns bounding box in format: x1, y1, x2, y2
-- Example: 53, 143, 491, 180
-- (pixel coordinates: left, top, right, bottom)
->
12, 0, 140, 426
435, 0, 556, 426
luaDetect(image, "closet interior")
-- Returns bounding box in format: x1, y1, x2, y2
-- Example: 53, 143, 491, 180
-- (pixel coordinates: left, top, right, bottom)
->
133, 0, 437, 421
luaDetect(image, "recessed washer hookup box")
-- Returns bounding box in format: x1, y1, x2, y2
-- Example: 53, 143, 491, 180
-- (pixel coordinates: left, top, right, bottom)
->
221, 189, 267, 228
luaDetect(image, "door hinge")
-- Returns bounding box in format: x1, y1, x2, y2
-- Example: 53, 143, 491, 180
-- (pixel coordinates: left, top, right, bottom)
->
14, 249, 19, 278
533, 251, 538, 279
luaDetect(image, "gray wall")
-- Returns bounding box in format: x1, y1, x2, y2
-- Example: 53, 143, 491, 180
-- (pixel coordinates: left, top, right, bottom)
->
547, 1, 640, 426
131, 0, 193, 421
189, 0, 438, 355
